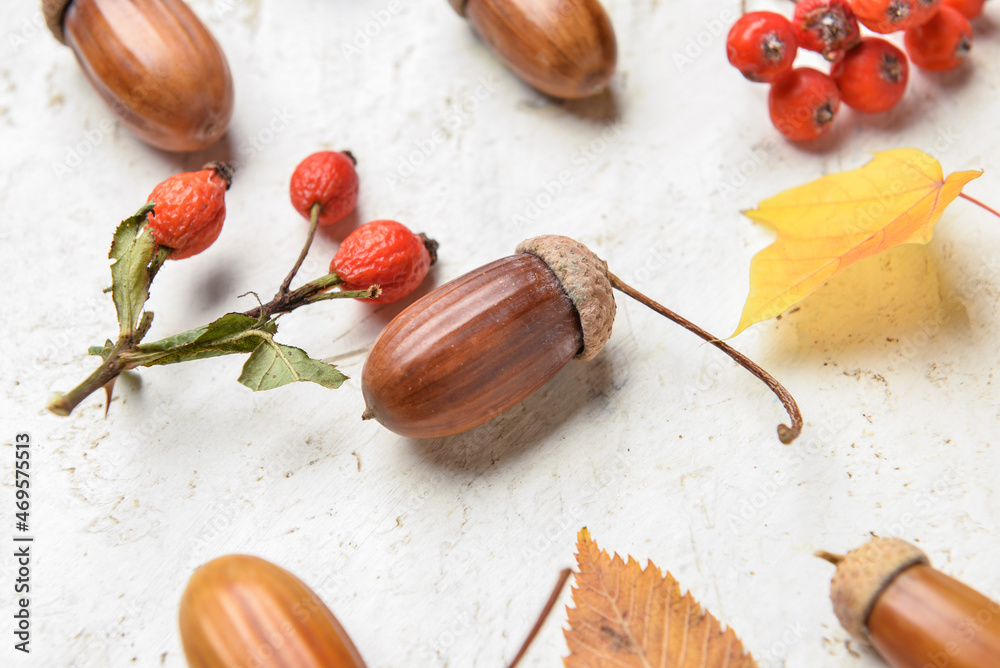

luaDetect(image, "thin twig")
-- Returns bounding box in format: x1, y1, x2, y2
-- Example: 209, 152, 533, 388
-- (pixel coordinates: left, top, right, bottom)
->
608, 272, 803, 444
279, 202, 322, 294
507, 569, 573, 668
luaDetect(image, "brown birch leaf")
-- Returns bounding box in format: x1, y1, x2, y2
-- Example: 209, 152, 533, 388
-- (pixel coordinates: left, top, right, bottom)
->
564, 528, 757, 668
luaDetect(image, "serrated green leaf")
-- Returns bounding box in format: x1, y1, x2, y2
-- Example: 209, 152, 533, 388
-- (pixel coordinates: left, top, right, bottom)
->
109, 203, 153, 262
109, 204, 159, 339
89, 340, 115, 361
238, 342, 347, 391
129, 313, 278, 367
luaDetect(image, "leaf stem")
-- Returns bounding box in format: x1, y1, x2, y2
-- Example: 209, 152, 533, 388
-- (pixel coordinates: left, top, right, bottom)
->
279, 202, 321, 295
607, 272, 803, 444
959, 192, 1000, 220
507, 568, 573, 668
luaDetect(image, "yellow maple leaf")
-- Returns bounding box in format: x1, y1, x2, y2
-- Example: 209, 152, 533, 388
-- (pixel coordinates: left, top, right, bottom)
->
734, 149, 982, 336
564, 528, 757, 668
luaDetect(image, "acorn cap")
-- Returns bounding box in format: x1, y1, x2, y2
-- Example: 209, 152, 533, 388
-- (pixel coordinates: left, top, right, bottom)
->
448, 0, 467, 16
828, 537, 929, 642
42, 0, 73, 44
516, 235, 615, 361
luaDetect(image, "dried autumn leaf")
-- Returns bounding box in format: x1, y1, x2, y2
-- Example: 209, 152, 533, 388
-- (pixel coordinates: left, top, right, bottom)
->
734, 149, 982, 335
564, 528, 756, 668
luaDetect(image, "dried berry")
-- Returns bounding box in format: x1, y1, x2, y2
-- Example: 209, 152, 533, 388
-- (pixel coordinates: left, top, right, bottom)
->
146, 162, 233, 260
331, 220, 437, 304
289, 151, 359, 227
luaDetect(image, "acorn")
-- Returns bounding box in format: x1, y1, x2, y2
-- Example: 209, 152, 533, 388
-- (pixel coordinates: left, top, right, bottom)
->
447, 0, 617, 99
820, 537, 1000, 668
179, 554, 366, 667
361, 235, 802, 442
43, 0, 234, 152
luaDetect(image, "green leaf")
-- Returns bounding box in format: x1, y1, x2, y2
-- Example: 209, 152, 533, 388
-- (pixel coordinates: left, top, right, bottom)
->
129, 313, 278, 367
89, 340, 115, 361
238, 342, 348, 391
109, 203, 159, 339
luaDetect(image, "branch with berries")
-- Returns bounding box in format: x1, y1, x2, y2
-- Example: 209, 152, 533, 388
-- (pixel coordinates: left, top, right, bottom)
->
48, 153, 437, 417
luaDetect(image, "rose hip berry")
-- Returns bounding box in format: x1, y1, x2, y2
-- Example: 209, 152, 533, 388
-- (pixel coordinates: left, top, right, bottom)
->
793, 0, 862, 61
831, 37, 909, 112
769, 68, 842, 141
911, 0, 945, 26
726, 12, 798, 83
849, 0, 921, 33
331, 220, 437, 304
289, 151, 359, 226
941, 0, 985, 19
146, 162, 233, 260
904, 5, 973, 70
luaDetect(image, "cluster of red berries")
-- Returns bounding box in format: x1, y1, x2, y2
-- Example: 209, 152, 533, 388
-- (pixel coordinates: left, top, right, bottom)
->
288, 151, 436, 305
727, 0, 985, 141
145, 151, 435, 304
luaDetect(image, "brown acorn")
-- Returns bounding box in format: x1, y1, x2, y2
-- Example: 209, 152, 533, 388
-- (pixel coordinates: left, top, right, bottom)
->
179, 554, 366, 667
447, 0, 617, 99
361, 235, 803, 442
43, 0, 234, 152
821, 536, 1000, 668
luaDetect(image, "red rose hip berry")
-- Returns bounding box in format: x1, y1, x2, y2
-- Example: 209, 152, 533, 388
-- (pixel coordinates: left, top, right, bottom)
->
146, 162, 233, 260
793, 0, 862, 61
726, 11, 798, 83
769, 68, 842, 141
331, 220, 437, 304
941, 0, 985, 19
911, 0, 945, 26
289, 151, 359, 226
831, 37, 909, 112
904, 5, 973, 71
849, 0, 921, 33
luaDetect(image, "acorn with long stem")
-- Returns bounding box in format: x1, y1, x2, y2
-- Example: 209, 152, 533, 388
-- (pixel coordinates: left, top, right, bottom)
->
361, 235, 802, 443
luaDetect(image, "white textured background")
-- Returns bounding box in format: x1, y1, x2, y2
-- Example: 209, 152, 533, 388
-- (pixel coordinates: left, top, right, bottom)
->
2, 0, 999, 666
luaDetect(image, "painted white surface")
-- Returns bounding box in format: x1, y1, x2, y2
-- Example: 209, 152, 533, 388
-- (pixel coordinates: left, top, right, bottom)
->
1, 0, 999, 666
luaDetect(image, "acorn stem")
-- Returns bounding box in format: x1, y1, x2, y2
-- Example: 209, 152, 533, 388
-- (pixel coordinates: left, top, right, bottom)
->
607, 272, 803, 444
815, 550, 845, 565
507, 568, 573, 668
279, 201, 321, 295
